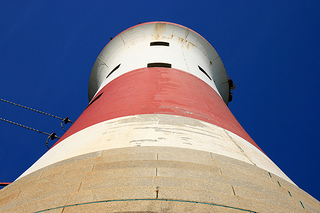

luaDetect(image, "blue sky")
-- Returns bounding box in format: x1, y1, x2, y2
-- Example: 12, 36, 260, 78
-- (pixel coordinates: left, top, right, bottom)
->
1, 1, 319, 201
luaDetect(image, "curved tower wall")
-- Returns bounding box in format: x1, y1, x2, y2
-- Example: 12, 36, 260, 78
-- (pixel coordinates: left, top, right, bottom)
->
1, 22, 319, 213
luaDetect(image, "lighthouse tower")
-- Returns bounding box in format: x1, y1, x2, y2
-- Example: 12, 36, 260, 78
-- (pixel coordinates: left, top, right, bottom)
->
0, 22, 319, 212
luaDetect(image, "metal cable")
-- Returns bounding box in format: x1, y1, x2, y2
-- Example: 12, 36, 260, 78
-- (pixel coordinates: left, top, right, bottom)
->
0, 98, 74, 123
0, 117, 52, 136
0, 117, 60, 149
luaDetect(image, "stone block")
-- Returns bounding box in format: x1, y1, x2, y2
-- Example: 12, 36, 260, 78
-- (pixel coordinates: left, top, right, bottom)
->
81, 176, 155, 191
92, 186, 156, 201
88, 167, 156, 179
0, 192, 20, 207
157, 151, 215, 165
157, 166, 220, 180
100, 152, 157, 162
233, 185, 295, 208
153, 176, 233, 195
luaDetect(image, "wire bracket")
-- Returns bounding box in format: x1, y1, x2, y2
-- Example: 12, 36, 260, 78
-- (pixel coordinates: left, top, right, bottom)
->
46, 132, 60, 149
61, 117, 72, 132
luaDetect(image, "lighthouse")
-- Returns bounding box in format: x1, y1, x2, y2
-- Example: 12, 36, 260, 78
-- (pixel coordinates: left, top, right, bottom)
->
0, 22, 319, 212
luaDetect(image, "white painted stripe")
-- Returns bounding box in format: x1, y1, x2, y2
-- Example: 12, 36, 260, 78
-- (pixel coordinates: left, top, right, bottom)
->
18, 114, 293, 184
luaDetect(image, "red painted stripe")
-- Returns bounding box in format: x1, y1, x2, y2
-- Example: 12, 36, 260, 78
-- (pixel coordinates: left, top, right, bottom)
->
53, 68, 262, 152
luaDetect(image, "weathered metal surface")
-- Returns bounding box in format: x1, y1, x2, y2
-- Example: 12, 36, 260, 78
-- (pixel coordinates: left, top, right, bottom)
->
88, 22, 229, 104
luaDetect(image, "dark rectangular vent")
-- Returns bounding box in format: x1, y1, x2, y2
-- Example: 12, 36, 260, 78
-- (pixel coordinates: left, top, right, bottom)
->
198, 65, 212, 80
150, 41, 169, 46
106, 64, 120, 78
147, 63, 172, 68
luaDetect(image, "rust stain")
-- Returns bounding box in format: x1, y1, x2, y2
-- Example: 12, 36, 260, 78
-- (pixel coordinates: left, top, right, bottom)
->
154, 23, 166, 40
189, 41, 196, 47
186, 41, 195, 50
178, 37, 184, 43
